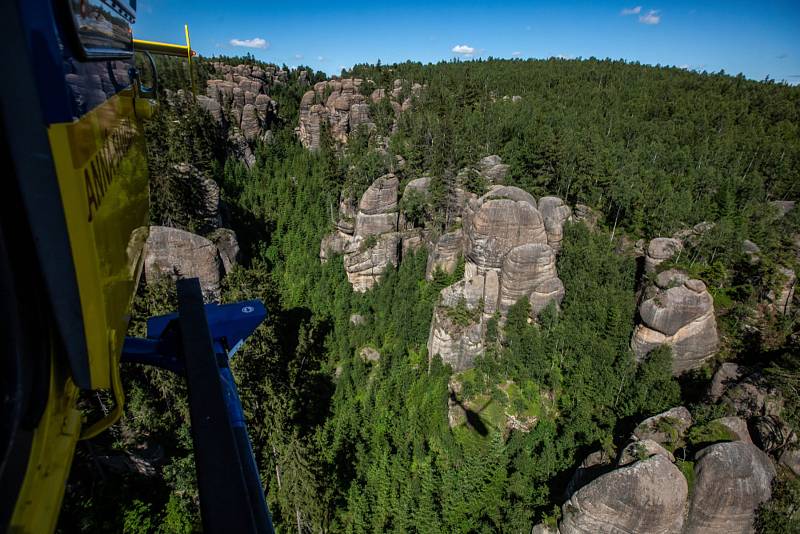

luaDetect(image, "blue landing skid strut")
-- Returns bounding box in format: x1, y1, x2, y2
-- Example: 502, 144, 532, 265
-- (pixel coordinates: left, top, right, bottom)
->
121, 278, 275, 534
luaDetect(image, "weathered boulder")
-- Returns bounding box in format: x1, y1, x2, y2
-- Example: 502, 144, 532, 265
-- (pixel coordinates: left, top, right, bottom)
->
633, 406, 693, 447
711, 417, 753, 443
572, 204, 600, 229
349, 313, 366, 326
425, 229, 464, 280
144, 226, 223, 297
359, 347, 381, 362
538, 196, 572, 252
427, 308, 483, 373
319, 231, 353, 262
354, 212, 398, 237
207, 228, 240, 275
617, 439, 675, 467
343, 233, 401, 292
483, 185, 536, 206
464, 189, 547, 271
477, 155, 510, 183
708, 362, 744, 401
684, 442, 776, 534
631, 277, 719, 374
644, 238, 683, 273
498, 243, 562, 314
359, 173, 399, 214
564, 450, 614, 498
770, 199, 795, 216
559, 455, 687, 534
404, 176, 431, 196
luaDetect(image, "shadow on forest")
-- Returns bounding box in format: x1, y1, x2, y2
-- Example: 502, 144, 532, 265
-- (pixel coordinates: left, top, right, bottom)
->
275, 306, 335, 430
449, 391, 489, 437
222, 199, 274, 263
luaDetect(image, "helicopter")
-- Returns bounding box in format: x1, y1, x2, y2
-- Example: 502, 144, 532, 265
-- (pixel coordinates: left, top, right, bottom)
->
0, 1, 273, 532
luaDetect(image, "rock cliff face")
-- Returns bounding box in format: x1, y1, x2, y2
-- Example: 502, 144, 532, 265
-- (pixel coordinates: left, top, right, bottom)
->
631, 268, 719, 374
297, 78, 422, 150
427, 185, 569, 372
196, 62, 283, 167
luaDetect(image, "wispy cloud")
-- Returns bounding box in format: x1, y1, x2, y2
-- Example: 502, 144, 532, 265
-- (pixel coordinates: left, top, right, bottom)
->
229, 37, 268, 49
621, 6, 642, 15
556, 54, 572, 60
294, 53, 304, 59
317, 55, 325, 62
639, 10, 661, 24
776, 53, 789, 60
511, 51, 523, 57
452, 44, 476, 56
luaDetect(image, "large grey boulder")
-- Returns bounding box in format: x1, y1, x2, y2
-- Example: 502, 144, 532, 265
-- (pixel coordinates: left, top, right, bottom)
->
144, 226, 223, 298
464, 188, 547, 271
559, 455, 687, 534
240, 104, 261, 142
617, 439, 675, 467
631, 277, 719, 374
684, 442, 776, 534
644, 238, 683, 273
477, 155, 510, 183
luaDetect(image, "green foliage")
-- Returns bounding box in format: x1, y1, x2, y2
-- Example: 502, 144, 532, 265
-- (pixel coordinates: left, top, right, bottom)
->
675, 459, 696, 496
687, 421, 736, 448
755, 471, 800, 533
445, 297, 480, 327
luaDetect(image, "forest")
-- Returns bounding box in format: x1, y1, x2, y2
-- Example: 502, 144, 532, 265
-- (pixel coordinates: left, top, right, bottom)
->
58, 56, 799, 533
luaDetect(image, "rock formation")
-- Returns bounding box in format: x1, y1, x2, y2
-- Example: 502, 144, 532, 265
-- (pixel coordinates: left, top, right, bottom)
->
320, 173, 413, 292
684, 442, 776, 534
197, 62, 283, 167
143, 226, 239, 298
631, 270, 719, 374
427, 186, 569, 372
551, 407, 778, 534
644, 237, 683, 273
633, 406, 693, 447
559, 455, 687, 534
297, 78, 421, 150
425, 229, 463, 280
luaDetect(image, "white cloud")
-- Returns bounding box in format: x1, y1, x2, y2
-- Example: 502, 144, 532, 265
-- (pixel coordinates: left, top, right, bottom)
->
556, 54, 572, 60
294, 53, 304, 59
229, 37, 269, 49
679, 64, 690, 69
621, 6, 641, 15
639, 10, 661, 24
511, 51, 523, 57
317, 55, 325, 62
452, 44, 476, 56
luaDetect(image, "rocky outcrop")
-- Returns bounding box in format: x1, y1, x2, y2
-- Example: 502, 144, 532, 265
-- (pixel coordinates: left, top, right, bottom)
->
498, 243, 563, 314
297, 78, 420, 150
477, 155, 510, 184
631, 273, 719, 374
559, 455, 687, 534
425, 229, 463, 280
644, 237, 683, 273
207, 228, 241, 275
633, 406, 693, 447
538, 196, 572, 252
463, 188, 546, 271
617, 439, 675, 467
767, 266, 795, 315
428, 187, 568, 371
199, 62, 283, 167
343, 233, 401, 292
684, 442, 776, 534
144, 227, 219, 297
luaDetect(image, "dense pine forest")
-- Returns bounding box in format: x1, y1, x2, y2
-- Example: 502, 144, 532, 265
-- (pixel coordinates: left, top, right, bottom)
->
59, 56, 799, 533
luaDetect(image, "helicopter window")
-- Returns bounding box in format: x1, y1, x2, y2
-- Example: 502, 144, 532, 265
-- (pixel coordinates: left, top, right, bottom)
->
68, 0, 135, 60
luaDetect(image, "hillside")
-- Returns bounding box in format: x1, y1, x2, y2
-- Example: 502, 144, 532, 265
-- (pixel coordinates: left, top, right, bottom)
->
58, 56, 799, 533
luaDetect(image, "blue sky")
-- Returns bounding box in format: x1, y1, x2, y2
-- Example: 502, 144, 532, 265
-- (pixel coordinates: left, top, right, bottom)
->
134, 1, 800, 84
